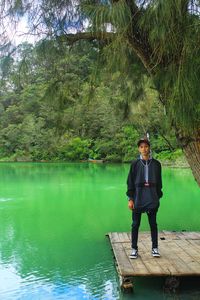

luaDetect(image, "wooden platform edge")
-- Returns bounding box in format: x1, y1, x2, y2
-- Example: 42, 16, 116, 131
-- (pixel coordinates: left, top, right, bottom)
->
106, 231, 200, 293
106, 231, 200, 277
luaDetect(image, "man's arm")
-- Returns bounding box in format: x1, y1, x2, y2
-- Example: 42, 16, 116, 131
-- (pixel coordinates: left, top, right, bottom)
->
128, 199, 134, 210
156, 162, 163, 198
126, 161, 137, 209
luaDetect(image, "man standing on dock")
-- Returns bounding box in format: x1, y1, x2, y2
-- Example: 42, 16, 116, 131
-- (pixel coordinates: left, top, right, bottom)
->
126, 138, 163, 259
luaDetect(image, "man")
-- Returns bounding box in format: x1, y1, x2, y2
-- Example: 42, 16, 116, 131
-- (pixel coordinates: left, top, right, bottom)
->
126, 138, 163, 259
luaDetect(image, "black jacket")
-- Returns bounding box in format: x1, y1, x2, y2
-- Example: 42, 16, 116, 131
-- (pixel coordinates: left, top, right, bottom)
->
126, 158, 163, 211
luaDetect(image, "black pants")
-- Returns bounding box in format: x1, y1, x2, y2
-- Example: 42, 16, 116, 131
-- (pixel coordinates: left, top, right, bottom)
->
131, 209, 158, 249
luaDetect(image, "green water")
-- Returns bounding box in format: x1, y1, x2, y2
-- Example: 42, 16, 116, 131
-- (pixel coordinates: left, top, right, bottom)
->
0, 163, 199, 300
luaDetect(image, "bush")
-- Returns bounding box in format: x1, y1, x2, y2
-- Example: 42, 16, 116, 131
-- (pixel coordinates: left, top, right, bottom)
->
93, 139, 116, 159
89, 126, 140, 162
105, 153, 122, 162
117, 126, 140, 162
154, 149, 183, 160
58, 137, 91, 161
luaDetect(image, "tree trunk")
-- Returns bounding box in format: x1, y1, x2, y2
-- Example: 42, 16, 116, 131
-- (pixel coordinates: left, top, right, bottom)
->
176, 129, 200, 186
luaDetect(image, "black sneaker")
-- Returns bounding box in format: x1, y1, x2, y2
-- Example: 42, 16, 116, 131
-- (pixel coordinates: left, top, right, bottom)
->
129, 248, 138, 259
152, 248, 160, 257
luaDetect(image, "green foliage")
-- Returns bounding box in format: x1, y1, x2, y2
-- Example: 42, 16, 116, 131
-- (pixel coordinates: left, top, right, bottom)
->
88, 126, 139, 162
0, 40, 179, 162
58, 137, 91, 161
154, 149, 184, 161
116, 126, 139, 162
82, 0, 200, 132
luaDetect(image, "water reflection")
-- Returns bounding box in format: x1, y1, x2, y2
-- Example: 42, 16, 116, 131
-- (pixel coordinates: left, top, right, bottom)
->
0, 261, 119, 299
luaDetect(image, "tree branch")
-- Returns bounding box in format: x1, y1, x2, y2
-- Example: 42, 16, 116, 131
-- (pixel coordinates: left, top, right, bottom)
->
56, 30, 152, 73
56, 31, 116, 44
123, 1, 153, 72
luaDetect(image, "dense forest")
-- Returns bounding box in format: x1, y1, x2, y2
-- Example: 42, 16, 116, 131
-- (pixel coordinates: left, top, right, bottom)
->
0, 40, 182, 163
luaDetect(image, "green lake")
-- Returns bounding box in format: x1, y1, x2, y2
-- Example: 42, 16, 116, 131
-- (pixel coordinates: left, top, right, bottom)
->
0, 162, 199, 299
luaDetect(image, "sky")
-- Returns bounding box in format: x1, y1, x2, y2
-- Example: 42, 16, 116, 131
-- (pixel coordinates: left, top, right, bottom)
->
6, 16, 41, 46
6, 16, 89, 46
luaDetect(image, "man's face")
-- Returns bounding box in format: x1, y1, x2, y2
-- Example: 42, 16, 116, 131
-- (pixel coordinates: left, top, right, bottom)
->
138, 142, 150, 156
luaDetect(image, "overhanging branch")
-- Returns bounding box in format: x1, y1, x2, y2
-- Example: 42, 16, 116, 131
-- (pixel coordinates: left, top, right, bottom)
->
124, 1, 153, 72
56, 31, 116, 44
57, 30, 152, 73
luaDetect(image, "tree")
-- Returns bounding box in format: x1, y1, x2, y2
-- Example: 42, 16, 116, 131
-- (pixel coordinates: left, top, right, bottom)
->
71, 0, 200, 183
1, 0, 200, 184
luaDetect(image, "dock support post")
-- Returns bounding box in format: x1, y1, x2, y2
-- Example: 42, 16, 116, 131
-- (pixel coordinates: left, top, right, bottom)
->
164, 276, 180, 293
119, 275, 134, 292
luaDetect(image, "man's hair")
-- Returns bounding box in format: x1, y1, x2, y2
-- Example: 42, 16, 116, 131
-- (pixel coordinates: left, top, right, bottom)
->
137, 138, 150, 147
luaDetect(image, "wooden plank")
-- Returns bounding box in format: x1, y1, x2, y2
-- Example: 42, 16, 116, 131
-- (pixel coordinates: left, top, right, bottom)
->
161, 230, 183, 240
188, 239, 200, 248
139, 231, 152, 240
171, 240, 200, 274
161, 240, 195, 275
140, 241, 164, 274
140, 241, 168, 275
158, 242, 180, 275
111, 232, 130, 243
127, 231, 151, 241
161, 240, 185, 274
175, 240, 200, 273
127, 232, 131, 240
176, 239, 200, 258
123, 244, 151, 276
117, 232, 129, 243
181, 232, 200, 240
115, 238, 151, 276
122, 242, 131, 250
110, 232, 121, 243
111, 242, 135, 276
121, 232, 131, 243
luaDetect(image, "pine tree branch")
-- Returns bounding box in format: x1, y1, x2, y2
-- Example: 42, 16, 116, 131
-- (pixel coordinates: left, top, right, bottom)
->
124, 1, 153, 72
56, 31, 116, 44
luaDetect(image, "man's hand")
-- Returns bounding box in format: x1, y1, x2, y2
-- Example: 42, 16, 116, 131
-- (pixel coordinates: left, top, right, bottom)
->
128, 199, 134, 210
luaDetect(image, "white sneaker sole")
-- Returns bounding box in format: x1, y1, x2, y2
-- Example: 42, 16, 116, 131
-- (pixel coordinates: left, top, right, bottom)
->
129, 255, 138, 259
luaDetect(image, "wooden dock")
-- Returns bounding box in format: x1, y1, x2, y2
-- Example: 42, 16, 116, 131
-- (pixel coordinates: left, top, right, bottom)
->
107, 231, 200, 291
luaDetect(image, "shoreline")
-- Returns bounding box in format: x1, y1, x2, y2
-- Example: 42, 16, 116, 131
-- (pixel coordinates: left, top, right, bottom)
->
0, 158, 190, 168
